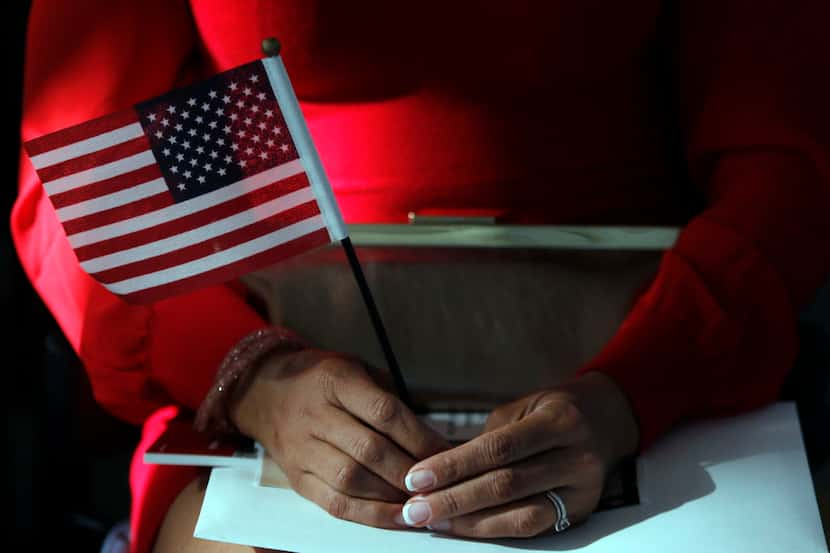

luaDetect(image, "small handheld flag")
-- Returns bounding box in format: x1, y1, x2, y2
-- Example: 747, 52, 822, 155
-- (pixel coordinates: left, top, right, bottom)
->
24, 48, 344, 304
24, 37, 411, 406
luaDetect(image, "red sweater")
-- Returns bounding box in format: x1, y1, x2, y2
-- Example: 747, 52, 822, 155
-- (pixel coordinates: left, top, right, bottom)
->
15, 2, 830, 551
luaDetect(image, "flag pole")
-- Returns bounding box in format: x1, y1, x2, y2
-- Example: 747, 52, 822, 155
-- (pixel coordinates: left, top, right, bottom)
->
260, 37, 413, 408
340, 236, 413, 408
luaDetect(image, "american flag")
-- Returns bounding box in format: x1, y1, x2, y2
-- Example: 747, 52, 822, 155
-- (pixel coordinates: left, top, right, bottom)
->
24, 59, 345, 303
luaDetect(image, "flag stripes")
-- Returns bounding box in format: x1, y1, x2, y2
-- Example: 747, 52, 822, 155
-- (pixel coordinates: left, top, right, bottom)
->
24, 59, 335, 303
122, 228, 330, 304
72, 172, 312, 261
25, 109, 139, 156
90, 200, 321, 284
50, 164, 164, 208
66, 160, 307, 248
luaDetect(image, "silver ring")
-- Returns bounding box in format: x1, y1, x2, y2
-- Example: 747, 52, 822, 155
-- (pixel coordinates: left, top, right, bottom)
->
544, 490, 571, 533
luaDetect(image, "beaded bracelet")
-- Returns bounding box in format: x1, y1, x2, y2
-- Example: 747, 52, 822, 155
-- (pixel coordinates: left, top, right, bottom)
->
194, 327, 308, 437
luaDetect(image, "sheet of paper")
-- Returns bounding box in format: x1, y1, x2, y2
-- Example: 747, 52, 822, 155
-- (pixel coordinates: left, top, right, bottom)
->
195, 402, 828, 552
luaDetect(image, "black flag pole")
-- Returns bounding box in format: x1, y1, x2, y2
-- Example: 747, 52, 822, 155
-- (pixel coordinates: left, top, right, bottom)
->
340, 237, 413, 408
261, 37, 413, 408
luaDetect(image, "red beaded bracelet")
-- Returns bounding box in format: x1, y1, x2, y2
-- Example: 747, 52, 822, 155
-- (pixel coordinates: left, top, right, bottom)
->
194, 327, 308, 437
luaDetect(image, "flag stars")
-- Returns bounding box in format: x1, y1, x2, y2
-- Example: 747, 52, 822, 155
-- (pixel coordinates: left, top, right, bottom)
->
142, 72, 287, 192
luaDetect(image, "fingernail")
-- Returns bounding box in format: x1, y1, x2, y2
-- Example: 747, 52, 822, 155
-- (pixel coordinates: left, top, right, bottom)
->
427, 520, 451, 532
405, 469, 436, 492
402, 500, 431, 526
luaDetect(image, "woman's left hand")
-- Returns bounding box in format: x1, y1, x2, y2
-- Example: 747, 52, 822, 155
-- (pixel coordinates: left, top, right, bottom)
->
398, 372, 639, 537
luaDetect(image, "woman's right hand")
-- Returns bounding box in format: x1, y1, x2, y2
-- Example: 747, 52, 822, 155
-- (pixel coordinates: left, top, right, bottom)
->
229, 348, 450, 528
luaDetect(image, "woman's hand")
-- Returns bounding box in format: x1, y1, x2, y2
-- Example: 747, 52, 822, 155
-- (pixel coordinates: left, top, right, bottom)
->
230, 348, 450, 528
398, 372, 639, 537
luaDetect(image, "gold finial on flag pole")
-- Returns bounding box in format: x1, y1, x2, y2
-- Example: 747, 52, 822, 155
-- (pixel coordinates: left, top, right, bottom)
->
261, 37, 282, 57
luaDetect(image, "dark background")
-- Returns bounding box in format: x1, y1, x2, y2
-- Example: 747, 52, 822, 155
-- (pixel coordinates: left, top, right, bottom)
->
5, 3, 828, 550
5, 2, 139, 549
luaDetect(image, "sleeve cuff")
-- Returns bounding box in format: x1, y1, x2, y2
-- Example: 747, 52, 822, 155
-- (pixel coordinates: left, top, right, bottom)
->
578, 217, 797, 451
149, 283, 267, 413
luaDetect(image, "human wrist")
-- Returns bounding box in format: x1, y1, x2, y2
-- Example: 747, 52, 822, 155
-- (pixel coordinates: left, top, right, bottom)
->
566, 372, 640, 467
194, 326, 307, 437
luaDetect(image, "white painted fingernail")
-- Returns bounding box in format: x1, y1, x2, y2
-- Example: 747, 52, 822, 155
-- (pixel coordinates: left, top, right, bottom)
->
427, 520, 451, 532
402, 500, 431, 525
405, 469, 436, 492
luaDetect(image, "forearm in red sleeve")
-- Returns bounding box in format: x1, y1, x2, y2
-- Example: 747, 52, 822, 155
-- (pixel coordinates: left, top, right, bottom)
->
579, 152, 830, 450
14, 0, 267, 425
579, 1, 830, 450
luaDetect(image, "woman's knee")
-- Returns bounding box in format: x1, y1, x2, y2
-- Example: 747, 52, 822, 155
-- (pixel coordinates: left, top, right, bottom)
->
153, 473, 256, 553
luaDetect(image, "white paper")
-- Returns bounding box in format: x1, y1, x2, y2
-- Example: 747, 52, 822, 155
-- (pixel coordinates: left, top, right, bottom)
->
195, 402, 828, 552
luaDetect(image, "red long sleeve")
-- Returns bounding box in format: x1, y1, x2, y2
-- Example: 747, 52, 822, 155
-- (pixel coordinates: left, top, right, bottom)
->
579, 1, 830, 449
14, 1, 266, 425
